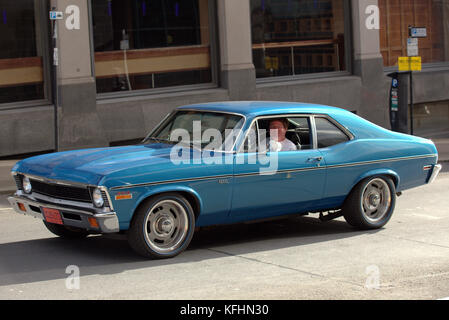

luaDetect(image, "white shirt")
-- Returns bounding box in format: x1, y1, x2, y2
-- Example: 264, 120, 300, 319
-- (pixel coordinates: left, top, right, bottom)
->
269, 138, 297, 152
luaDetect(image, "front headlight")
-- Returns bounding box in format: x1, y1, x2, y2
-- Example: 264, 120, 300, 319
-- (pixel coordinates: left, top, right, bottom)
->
23, 177, 32, 194
92, 188, 104, 208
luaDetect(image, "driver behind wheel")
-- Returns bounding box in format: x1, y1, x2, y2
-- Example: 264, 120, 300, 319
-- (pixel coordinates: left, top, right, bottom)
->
268, 119, 297, 152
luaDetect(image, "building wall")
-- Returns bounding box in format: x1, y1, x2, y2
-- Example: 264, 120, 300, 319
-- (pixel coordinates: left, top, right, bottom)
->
1, 0, 449, 157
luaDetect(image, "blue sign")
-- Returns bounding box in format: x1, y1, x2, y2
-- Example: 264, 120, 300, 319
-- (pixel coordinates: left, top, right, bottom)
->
410, 27, 427, 38
392, 79, 398, 88
49, 11, 63, 20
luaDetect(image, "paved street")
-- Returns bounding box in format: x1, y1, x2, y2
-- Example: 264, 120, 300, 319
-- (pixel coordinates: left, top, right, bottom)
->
1, 169, 449, 300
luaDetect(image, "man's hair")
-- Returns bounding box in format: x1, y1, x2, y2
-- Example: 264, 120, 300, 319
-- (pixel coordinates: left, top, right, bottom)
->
270, 118, 289, 129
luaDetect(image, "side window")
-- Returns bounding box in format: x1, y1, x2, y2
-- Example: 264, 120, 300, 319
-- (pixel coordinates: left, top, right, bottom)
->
315, 117, 350, 148
257, 117, 312, 152
285, 117, 313, 150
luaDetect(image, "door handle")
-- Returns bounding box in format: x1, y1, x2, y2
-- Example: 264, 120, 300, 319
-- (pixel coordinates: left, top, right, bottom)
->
308, 157, 323, 162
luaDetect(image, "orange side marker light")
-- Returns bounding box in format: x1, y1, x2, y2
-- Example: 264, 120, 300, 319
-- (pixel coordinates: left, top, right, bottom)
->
88, 217, 100, 229
18, 203, 26, 212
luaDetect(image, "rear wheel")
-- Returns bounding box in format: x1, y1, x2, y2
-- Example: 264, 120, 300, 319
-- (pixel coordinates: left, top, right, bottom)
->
127, 193, 195, 259
43, 221, 90, 239
343, 176, 396, 230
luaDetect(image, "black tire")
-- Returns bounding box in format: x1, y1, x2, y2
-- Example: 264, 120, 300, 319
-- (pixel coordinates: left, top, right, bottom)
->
43, 221, 90, 239
343, 176, 396, 230
127, 193, 196, 259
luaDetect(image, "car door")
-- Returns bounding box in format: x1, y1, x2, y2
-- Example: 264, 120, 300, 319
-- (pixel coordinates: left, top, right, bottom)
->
230, 115, 327, 221
312, 115, 358, 209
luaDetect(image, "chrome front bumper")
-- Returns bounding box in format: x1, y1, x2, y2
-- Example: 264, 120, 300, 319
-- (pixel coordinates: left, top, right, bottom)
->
428, 164, 442, 184
8, 194, 120, 233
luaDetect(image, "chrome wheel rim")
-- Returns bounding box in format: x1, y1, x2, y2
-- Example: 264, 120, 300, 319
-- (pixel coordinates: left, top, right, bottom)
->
361, 179, 391, 223
143, 200, 189, 254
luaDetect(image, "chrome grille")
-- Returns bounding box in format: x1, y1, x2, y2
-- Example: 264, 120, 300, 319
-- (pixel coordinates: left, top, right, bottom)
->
30, 179, 92, 203
14, 175, 23, 190
101, 190, 111, 208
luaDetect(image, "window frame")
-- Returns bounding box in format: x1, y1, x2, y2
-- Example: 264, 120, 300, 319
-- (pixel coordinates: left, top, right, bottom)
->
89, 0, 219, 100
238, 114, 316, 154
250, 0, 353, 84
142, 109, 247, 154
238, 113, 354, 154
0, 0, 52, 110
312, 114, 354, 149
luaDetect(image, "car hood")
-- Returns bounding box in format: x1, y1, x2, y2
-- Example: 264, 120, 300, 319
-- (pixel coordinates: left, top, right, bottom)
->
14, 144, 177, 186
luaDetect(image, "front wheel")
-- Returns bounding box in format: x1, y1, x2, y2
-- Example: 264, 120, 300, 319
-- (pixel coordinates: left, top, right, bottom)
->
343, 176, 396, 230
127, 193, 195, 259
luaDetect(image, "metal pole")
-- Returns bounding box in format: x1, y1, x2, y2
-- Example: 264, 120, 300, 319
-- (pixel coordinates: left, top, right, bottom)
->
410, 71, 414, 135
52, 7, 59, 152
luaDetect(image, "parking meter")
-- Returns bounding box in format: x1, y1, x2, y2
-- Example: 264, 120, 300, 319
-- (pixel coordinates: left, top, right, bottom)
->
387, 72, 410, 134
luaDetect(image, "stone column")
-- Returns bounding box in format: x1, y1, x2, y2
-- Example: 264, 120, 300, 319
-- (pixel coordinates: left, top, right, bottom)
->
351, 0, 390, 128
51, 0, 107, 151
217, 0, 256, 101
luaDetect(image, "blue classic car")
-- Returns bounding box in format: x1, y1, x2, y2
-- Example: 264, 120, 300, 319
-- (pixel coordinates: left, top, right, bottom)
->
8, 102, 442, 259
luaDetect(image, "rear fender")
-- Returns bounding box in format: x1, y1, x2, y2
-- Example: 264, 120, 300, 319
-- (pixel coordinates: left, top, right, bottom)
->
355, 169, 400, 190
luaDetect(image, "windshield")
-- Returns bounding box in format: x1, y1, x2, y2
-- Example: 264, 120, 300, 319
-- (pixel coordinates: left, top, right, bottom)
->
142, 110, 245, 151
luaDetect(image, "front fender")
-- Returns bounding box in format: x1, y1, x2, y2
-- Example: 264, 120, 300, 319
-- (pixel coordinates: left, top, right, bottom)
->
128, 185, 203, 222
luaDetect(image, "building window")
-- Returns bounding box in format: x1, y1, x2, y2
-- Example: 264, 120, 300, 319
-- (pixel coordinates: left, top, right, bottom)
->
379, 0, 449, 67
250, 0, 347, 79
0, 0, 47, 104
413, 100, 449, 138
92, 0, 213, 94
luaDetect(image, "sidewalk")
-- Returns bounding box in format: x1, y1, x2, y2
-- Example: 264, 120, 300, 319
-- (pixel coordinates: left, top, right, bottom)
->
1, 139, 448, 194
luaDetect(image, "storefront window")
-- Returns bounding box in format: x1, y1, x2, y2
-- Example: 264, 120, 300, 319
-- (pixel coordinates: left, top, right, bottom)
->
380, 0, 449, 67
414, 100, 449, 138
92, 0, 212, 94
0, 0, 46, 104
250, 0, 347, 79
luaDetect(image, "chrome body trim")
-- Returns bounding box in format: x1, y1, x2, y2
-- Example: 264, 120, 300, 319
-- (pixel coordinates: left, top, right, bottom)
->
111, 175, 235, 191
110, 154, 437, 190
24, 191, 112, 213
13, 172, 114, 210
236, 113, 354, 154
98, 186, 115, 211
7, 194, 120, 233
313, 114, 355, 141
324, 154, 437, 169
428, 164, 442, 184
15, 172, 98, 189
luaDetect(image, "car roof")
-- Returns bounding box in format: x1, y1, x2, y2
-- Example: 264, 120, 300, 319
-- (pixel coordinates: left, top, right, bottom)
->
177, 101, 350, 118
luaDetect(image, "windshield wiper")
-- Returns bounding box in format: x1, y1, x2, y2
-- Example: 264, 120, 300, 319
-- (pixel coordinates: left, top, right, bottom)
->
142, 137, 177, 145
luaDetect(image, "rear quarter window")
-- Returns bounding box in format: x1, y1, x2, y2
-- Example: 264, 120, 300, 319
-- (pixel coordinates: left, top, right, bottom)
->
315, 117, 350, 148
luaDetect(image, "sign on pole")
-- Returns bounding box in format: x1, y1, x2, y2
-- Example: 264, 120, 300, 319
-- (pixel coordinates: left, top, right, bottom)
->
407, 38, 419, 57
398, 57, 422, 72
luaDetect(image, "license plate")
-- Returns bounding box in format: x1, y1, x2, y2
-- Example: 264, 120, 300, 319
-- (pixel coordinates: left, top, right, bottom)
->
42, 208, 63, 225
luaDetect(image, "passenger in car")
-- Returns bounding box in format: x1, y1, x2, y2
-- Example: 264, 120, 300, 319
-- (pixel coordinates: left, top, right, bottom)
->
268, 119, 297, 152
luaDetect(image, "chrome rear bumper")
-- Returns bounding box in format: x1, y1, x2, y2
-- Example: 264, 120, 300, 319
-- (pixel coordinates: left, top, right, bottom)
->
8, 194, 119, 233
428, 164, 442, 184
